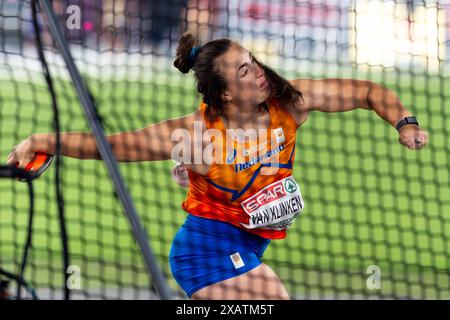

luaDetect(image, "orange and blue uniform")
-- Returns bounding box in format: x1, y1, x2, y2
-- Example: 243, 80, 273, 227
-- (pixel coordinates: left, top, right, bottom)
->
170, 97, 304, 297
182, 97, 303, 239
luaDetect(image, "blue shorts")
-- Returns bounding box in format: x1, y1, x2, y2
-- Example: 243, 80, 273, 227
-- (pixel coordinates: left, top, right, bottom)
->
169, 214, 270, 298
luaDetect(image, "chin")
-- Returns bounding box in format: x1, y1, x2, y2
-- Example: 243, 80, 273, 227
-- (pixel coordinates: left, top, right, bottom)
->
259, 91, 271, 103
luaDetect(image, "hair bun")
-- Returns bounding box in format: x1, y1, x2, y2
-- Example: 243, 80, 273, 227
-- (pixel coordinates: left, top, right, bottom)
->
187, 47, 200, 70
174, 32, 197, 74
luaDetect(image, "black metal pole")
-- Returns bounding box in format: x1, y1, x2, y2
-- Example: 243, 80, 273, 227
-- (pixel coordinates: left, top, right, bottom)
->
37, 0, 172, 299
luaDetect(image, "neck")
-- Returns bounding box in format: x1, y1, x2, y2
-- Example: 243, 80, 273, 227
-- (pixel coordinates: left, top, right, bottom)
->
222, 102, 267, 129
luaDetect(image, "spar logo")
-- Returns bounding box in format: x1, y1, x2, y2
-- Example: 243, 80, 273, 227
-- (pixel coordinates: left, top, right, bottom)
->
284, 178, 297, 193
242, 180, 286, 213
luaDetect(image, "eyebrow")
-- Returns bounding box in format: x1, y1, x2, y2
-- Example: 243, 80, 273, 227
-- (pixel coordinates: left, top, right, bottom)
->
237, 52, 253, 72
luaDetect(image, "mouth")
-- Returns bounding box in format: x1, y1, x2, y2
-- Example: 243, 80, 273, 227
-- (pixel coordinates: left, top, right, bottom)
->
259, 79, 268, 89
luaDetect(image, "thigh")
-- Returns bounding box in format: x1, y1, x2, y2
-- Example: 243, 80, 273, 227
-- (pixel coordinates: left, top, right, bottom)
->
191, 263, 290, 300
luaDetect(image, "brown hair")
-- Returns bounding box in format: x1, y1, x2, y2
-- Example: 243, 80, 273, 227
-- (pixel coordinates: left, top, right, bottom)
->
174, 32, 302, 120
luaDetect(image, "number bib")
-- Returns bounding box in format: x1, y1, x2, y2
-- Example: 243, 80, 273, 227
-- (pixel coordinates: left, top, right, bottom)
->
240, 176, 304, 230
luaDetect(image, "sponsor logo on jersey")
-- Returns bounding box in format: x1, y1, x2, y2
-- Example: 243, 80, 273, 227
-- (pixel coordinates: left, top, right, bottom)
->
226, 148, 237, 164
274, 127, 285, 144
234, 144, 285, 172
240, 176, 304, 230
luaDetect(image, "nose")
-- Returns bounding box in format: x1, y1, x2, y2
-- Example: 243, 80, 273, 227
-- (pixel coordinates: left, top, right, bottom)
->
254, 63, 264, 78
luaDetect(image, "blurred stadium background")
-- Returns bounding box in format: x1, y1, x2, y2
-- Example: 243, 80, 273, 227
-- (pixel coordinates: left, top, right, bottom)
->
0, 0, 449, 299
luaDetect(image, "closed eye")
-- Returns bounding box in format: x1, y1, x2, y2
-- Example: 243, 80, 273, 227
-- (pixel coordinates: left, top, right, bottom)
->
238, 52, 255, 77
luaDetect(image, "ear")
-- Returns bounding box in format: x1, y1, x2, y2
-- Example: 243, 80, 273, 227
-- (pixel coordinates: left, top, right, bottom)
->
221, 91, 232, 104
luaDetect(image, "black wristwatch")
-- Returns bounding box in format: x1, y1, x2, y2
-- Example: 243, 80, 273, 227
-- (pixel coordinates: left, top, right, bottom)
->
395, 116, 419, 132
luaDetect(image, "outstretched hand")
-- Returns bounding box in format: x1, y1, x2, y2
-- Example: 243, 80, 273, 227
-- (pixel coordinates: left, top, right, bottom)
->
398, 125, 429, 150
171, 162, 190, 188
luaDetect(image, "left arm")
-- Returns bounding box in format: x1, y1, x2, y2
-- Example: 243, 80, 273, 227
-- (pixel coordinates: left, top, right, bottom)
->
290, 78, 429, 150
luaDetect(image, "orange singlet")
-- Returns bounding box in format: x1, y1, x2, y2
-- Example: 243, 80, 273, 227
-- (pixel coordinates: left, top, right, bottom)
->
182, 97, 305, 239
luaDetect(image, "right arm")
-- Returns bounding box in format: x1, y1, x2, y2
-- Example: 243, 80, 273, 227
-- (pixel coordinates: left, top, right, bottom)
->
7, 112, 198, 168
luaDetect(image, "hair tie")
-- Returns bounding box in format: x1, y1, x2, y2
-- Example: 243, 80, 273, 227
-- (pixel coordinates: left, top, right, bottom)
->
188, 46, 200, 69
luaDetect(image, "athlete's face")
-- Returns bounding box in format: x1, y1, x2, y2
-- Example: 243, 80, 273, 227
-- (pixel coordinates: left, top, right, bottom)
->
215, 44, 271, 107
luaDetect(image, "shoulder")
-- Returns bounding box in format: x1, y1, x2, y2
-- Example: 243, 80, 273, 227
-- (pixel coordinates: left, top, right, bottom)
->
268, 80, 311, 128
289, 78, 321, 110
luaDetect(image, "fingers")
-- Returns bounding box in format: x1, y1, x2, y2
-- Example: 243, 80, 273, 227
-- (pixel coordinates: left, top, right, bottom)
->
7, 153, 18, 167
421, 131, 429, 146
6, 151, 33, 168
171, 161, 189, 188
6, 152, 17, 166
15, 159, 27, 169
413, 140, 423, 150
172, 162, 187, 174
172, 163, 183, 176
412, 131, 429, 150
403, 139, 423, 150
17, 160, 25, 168
399, 129, 429, 150
7, 144, 20, 165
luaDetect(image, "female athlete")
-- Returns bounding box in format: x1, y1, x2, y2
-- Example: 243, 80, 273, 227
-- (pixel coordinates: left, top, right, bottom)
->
7, 32, 429, 300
